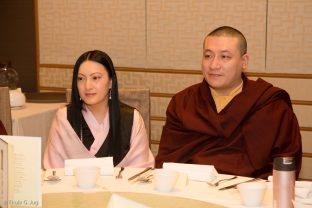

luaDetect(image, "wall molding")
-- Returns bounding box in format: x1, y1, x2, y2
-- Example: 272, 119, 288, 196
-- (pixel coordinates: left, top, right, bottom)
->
39, 64, 312, 79
40, 87, 312, 106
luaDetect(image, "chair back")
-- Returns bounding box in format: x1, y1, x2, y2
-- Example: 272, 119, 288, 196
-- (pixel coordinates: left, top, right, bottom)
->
0, 87, 12, 135
65, 88, 151, 145
119, 88, 150, 145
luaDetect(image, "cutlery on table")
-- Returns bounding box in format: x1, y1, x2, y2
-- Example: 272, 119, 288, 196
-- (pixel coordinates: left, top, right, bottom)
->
128, 167, 153, 181
44, 170, 61, 182
207, 176, 238, 187
116, 167, 124, 179
218, 178, 261, 190
134, 174, 153, 183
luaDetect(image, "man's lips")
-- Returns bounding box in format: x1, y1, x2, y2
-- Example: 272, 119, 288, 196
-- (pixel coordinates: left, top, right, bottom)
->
208, 73, 222, 77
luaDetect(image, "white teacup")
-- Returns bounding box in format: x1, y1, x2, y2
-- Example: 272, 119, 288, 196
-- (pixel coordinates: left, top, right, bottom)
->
74, 166, 100, 189
237, 181, 267, 207
153, 169, 178, 192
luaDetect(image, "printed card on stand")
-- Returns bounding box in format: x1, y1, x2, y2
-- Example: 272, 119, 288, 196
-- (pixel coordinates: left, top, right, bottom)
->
0, 136, 42, 208
0, 138, 8, 208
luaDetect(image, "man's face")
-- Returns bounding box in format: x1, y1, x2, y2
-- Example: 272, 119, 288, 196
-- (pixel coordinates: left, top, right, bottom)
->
202, 36, 248, 95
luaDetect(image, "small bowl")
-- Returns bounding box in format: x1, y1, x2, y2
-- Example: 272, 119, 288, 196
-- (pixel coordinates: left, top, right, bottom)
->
74, 166, 100, 189
153, 169, 178, 192
237, 181, 267, 207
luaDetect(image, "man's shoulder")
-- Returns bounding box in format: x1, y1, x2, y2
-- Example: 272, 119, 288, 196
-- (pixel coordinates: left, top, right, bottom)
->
245, 77, 291, 107
174, 82, 202, 98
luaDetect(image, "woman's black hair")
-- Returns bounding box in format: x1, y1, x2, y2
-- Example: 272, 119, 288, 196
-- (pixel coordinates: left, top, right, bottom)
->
70, 50, 122, 163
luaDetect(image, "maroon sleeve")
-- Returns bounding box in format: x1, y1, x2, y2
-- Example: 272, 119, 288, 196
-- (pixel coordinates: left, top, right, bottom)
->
0, 120, 8, 135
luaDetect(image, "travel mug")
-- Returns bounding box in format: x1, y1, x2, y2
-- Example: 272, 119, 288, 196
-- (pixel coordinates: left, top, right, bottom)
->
273, 157, 295, 208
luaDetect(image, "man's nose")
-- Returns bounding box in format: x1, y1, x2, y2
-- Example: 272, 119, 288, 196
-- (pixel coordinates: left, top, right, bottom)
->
210, 57, 221, 69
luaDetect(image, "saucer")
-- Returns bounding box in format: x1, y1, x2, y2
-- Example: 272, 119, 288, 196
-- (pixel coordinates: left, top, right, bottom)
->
11, 105, 25, 110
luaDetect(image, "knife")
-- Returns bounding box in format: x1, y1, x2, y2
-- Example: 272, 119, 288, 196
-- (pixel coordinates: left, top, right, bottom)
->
128, 167, 153, 181
218, 178, 260, 190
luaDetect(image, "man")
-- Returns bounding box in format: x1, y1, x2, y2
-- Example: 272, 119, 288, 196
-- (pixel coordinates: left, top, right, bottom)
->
155, 26, 302, 179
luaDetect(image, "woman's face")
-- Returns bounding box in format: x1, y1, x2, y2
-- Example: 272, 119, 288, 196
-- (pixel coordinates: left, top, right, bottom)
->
77, 60, 112, 108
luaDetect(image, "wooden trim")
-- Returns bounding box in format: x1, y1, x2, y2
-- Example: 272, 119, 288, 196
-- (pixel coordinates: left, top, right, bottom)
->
303, 152, 312, 158
151, 140, 160, 145
300, 127, 312, 132
40, 87, 312, 106
34, 0, 40, 91
151, 92, 173, 98
40, 64, 73, 69
151, 116, 166, 122
39, 64, 312, 79
292, 100, 312, 106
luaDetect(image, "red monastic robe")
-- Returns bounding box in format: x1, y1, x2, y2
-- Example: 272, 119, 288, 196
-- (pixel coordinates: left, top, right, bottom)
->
156, 76, 302, 179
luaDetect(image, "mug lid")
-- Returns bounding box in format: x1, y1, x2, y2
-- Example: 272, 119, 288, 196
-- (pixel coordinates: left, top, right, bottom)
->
273, 157, 295, 171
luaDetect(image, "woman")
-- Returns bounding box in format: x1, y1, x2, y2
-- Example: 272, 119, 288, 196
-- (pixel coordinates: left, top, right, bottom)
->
43, 50, 154, 168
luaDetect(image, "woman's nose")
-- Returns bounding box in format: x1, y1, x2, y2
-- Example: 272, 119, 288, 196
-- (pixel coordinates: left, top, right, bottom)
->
84, 78, 93, 89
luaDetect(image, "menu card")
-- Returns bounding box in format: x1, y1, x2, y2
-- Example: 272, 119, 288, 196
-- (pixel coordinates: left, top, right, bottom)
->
0, 138, 8, 208
0, 136, 42, 208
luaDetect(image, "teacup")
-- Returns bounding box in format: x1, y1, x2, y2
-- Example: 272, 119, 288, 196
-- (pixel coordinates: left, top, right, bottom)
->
74, 166, 100, 189
153, 169, 178, 192
237, 181, 267, 207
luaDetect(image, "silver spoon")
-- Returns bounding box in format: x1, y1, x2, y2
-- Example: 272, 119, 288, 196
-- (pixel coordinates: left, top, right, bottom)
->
207, 176, 237, 187
116, 167, 124, 179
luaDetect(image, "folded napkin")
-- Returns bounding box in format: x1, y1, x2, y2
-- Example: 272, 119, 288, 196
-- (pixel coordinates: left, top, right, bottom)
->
64, 157, 114, 176
295, 181, 312, 199
107, 194, 151, 208
162, 162, 217, 182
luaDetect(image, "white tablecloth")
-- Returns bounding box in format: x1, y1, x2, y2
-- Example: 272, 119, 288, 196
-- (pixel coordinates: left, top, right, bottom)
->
11, 102, 65, 164
43, 168, 274, 208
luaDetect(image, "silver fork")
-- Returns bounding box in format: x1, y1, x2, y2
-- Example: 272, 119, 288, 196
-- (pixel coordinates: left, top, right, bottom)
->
116, 167, 124, 179
134, 174, 153, 183
207, 176, 237, 187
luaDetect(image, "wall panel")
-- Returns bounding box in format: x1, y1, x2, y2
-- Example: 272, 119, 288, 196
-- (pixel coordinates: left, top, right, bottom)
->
38, 0, 146, 67
146, 0, 266, 71
267, 0, 312, 73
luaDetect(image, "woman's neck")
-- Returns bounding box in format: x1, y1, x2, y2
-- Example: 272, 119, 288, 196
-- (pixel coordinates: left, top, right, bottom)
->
84, 102, 109, 124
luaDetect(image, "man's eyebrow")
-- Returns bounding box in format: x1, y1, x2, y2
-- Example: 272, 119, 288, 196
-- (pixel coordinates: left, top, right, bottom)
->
203, 49, 231, 53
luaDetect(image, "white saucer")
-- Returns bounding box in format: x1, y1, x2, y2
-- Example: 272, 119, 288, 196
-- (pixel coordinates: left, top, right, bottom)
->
11, 105, 25, 110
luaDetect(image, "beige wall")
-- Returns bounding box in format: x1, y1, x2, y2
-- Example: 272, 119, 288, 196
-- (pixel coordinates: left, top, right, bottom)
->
37, 0, 312, 179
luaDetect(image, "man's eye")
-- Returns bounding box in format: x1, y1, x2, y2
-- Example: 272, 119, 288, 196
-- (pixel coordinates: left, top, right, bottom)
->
204, 54, 212, 59
221, 55, 231, 60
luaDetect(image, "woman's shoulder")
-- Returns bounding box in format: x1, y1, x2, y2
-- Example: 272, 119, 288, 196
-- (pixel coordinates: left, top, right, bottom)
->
55, 104, 68, 118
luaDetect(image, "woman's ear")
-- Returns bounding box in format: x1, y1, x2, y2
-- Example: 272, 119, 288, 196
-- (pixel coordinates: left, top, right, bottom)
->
109, 79, 112, 89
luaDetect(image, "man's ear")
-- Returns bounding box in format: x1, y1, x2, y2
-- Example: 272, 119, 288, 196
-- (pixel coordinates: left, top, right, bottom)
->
241, 54, 249, 71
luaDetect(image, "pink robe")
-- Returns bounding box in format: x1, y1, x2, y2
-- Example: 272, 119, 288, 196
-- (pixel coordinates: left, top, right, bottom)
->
43, 105, 154, 169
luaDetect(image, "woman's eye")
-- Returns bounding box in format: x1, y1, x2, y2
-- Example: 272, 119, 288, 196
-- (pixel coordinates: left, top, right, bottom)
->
92, 76, 102, 81
77, 77, 84, 81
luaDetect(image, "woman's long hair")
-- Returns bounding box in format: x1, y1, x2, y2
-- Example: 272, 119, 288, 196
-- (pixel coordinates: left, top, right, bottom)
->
70, 50, 122, 164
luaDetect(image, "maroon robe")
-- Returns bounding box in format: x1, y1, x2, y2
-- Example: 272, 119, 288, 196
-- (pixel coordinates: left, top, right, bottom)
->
0, 120, 7, 135
155, 75, 302, 179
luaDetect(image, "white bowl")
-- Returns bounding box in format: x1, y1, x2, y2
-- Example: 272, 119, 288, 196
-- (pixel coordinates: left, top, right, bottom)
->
237, 181, 267, 207
153, 169, 178, 192
74, 166, 100, 189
